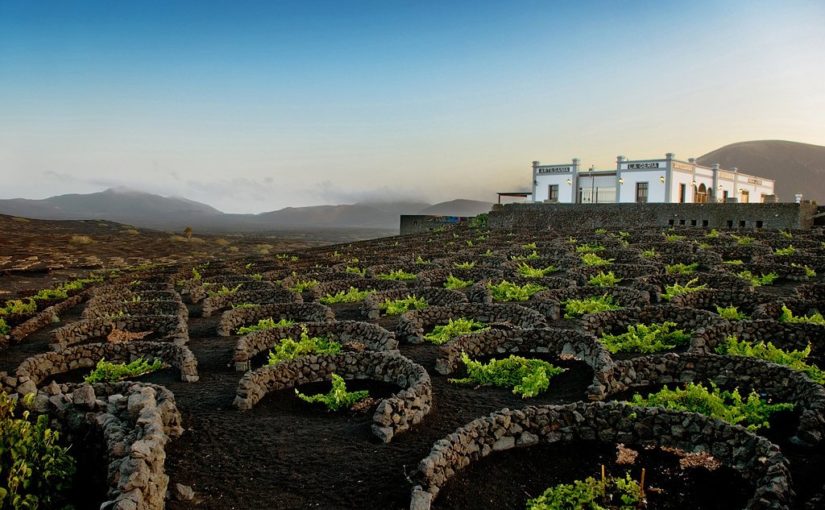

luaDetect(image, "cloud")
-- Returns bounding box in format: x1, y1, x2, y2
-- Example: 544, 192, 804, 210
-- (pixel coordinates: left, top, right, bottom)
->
313, 181, 432, 205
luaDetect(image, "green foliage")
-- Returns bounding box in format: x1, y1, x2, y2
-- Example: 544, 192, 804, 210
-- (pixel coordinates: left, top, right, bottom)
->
527, 472, 641, 510
84, 358, 164, 383
488, 281, 546, 302
469, 213, 488, 229
661, 278, 707, 301
379, 296, 428, 315
716, 336, 825, 384
779, 305, 825, 325
207, 284, 242, 298
563, 294, 621, 318
0, 318, 9, 336
0, 299, 37, 318
516, 263, 558, 278
791, 263, 816, 278
587, 271, 622, 287
706, 228, 720, 239
600, 321, 690, 354
630, 382, 793, 431
415, 256, 430, 265
230, 302, 259, 310
575, 243, 605, 254
295, 373, 369, 411
580, 253, 613, 267
666, 262, 699, 275
522, 242, 538, 250
482, 249, 494, 257
344, 266, 366, 276
723, 259, 744, 266
236, 318, 296, 335
774, 245, 796, 256
453, 261, 476, 270
319, 287, 375, 304
732, 234, 755, 246
191, 267, 202, 281
737, 270, 779, 287
641, 248, 657, 259
249, 273, 263, 281
780, 229, 793, 239
290, 279, 319, 292
376, 269, 417, 281
267, 327, 341, 364
511, 250, 540, 261
715, 305, 748, 320
450, 353, 565, 398
664, 233, 685, 242
423, 318, 489, 345
0, 393, 75, 509
444, 274, 473, 290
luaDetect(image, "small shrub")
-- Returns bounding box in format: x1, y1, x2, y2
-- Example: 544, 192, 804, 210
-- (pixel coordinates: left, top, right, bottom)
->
664, 233, 685, 242
521, 242, 537, 250
563, 294, 622, 318
510, 250, 540, 261
450, 353, 565, 398
737, 270, 779, 287
600, 321, 690, 354
236, 318, 296, 335
791, 263, 816, 278
488, 281, 546, 302
0, 318, 9, 336
575, 243, 605, 254
379, 296, 428, 315
774, 245, 796, 256
289, 279, 319, 292
516, 263, 558, 278
779, 305, 825, 325
706, 228, 720, 238
444, 274, 473, 290
723, 259, 744, 266
716, 336, 825, 384
641, 248, 657, 259
344, 266, 366, 277
231, 302, 259, 310
666, 262, 699, 275
84, 358, 164, 383
732, 234, 755, 246
0, 299, 37, 317
580, 253, 613, 267
594, 228, 608, 235
295, 373, 369, 411
423, 318, 488, 345
214, 238, 231, 246
376, 269, 417, 281
527, 472, 640, 510
588, 271, 622, 287
630, 382, 793, 431
319, 287, 374, 304
780, 229, 793, 239
69, 235, 94, 245
267, 327, 341, 364
715, 305, 748, 320
414, 256, 430, 265
661, 278, 707, 300
453, 261, 476, 270
207, 284, 242, 298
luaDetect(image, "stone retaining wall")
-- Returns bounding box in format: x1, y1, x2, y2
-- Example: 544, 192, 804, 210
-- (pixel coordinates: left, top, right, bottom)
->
311, 278, 407, 300
579, 304, 721, 337
232, 320, 398, 371
691, 319, 825, 354
83, 300, 189, 321
530, 286, 650, 321
201, 287, 302, 317
362, 288, 468, 320
396, 303, 548, 344
6, 292, 89, 346
217, 303, 334, 336
410, 401, 791, 509
669, 288, 765, 316
234, 351, 431, 443
51, 315, 189, 350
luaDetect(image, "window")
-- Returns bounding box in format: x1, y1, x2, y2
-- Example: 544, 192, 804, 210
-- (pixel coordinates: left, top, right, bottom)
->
548, 185, 559, 202
679, 183, 686, 203
635, 182, 648, 203
741, 190, 749, 203
723, 190, 729, 202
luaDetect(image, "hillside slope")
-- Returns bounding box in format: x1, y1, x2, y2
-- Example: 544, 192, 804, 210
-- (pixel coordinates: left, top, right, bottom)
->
697, 140, 825, 203
418, 199, 493, 217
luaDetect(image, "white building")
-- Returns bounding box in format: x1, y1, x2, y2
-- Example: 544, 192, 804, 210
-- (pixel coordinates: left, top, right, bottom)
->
531, 153, 776, 204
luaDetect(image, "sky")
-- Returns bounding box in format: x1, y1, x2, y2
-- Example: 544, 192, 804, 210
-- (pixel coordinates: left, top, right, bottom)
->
1, 0, 824, 213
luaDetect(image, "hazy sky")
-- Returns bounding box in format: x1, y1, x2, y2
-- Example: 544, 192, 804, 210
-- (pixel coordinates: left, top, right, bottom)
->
1, 0, 824, 212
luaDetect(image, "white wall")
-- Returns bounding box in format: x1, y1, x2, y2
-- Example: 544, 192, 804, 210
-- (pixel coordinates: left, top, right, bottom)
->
534, 174, 575, 203
617, 171, 667, 203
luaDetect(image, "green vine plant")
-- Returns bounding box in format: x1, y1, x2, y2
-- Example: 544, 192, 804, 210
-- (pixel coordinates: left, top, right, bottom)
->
267, 327, 341, 365
488, 281, 546, 302
629, 382, 793, 431
376, 269, 417, 281
588, 271, 622, 287
715, 305, 749, 320
779, 305, 825, 325
449, 353, 565, 398
641, 248, 658, 259
511, 250, 540, 261
780, 230, 794, 239
230, 302, 260, 310
84, 358, 164, 383
791, 263, 816, 278
0, 393, 76, 509
319, 287, 375, 304
575, 243, 605, 254
600, 321, 690, 354
661, 278, 707, 301
289, 279, 319, 293
0, 299, 37, 317
665, 262, 699, 275
207, 284, 242, 298
522, 242, 538, 250
705, 228, 720, 239
716, 336, 825, 384
379, 296, 428, 315
580, 253, 613, 267
423, 318, 489, 345
236, 318, 296, 335
563, 294, 622, 318
722, 259, 744, 266
453, 261, 476, 270
344, 266, 366, 277
516, 263, 558, 278
527, 471, 641, 510
664, 233, 685, 243
295, 374, 369, 411
0, 318, 9, 336
444, 274, 473, 290
731, 234, 755, 246
737, 270, 779, 287
774, 245, 796, 256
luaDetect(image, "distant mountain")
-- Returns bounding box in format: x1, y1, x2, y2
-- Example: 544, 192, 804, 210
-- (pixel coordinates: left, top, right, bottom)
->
697, 140, 825, 203
0, 188, 485, 232
418, 199, 493, 217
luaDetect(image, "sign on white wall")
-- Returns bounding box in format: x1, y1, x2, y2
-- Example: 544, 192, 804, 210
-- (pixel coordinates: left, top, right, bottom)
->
622, 161, 665, 170
536, 166, 573, 174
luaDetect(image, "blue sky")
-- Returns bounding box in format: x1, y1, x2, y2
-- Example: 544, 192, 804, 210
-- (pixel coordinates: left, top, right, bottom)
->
1, 0, 823, 212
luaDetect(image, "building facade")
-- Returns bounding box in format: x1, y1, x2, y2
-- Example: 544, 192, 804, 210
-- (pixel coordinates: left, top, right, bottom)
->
532, 153, 776, 204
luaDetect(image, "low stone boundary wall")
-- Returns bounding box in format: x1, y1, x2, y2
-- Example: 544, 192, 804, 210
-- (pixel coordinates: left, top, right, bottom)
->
189, 280, 275, 304
234, 351, 431, 443
14, 341, 198, 393
606, 353, 825, 445
363, 288, 468, 320
580, 304, 721, 338
691, 319, 825, 354
83, 300, 188, 321
396, 303, 548, 344
92, 283, 173, 297
797, 283, 825, 302
530, 286, 650, 321
51, 315, 189, 350
752, 299, 823, 321
311, 278, 407, 300
409, 401, 791, 509
87, 291, 182, 311
633, 272, 751, 302
233, 320, 398, 371
201, 287, 302, 317
569, 262, 662, 281
217, 303, 334, 336
6, 292, 89, 346
435, 327, 612, 400
668, 288, 765, 316
466, 277, 580, 308
414, 267, 505, 288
